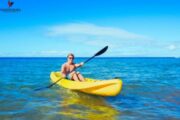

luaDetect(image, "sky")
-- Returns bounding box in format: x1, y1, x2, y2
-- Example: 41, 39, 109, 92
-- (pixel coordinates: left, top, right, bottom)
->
0, 0, 180, 57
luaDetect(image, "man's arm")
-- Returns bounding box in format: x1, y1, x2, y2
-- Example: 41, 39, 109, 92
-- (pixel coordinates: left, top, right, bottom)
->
61, 64, 66, 78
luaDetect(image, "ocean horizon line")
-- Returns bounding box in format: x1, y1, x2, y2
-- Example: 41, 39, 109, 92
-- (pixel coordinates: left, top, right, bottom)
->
0, 56, 179, 59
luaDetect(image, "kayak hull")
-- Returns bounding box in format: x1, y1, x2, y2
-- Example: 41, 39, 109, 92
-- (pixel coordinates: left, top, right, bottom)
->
50, 72, 123, 96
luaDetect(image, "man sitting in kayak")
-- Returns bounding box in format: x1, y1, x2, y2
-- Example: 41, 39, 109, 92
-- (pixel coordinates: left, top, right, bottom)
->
61, 53, 85, 82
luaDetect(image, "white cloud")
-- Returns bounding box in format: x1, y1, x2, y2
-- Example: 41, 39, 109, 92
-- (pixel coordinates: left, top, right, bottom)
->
47, 23, 147, 39
167, 44, 176, 51
39, 50, 69, 56
0, 50, 70, 57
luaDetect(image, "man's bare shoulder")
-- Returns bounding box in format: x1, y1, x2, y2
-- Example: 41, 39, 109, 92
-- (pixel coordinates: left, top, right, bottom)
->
61, 63, 67, 68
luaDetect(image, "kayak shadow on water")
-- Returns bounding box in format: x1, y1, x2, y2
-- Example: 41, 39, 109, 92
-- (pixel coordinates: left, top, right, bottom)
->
57, 89, 120, 120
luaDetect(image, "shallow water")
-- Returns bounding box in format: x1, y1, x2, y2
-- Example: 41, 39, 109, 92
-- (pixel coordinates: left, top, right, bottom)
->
0, 57, 179, 120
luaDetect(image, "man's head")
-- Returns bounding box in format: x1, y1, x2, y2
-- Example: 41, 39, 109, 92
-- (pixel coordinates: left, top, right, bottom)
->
67, 53, 74, 63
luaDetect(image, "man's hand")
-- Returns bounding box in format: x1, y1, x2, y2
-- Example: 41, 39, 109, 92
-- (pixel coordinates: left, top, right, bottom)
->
80, 62, 84, 66
75, 62, 84, 68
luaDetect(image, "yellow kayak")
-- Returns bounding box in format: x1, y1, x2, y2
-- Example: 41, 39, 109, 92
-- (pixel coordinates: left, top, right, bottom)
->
50, 72, 123, 96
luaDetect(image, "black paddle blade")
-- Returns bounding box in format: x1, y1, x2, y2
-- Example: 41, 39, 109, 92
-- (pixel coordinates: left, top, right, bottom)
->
84, 46, 109, 63
34, 87, 48, 91
95, 46, 108, 56
34, 78, 62, 92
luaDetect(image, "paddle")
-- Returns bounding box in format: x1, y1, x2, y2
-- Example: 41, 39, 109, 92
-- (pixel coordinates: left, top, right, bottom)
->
84, 46, 108, 63
34, 46, 108, 91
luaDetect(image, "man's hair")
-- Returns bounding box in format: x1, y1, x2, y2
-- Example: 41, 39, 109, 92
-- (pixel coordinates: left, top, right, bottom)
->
67, 53, 74, 58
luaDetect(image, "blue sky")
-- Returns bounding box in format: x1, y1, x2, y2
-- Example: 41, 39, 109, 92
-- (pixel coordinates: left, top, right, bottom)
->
0, 0, 180, 57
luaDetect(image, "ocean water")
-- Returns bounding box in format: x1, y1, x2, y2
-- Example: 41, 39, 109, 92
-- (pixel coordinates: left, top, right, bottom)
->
0, 57, 179, 120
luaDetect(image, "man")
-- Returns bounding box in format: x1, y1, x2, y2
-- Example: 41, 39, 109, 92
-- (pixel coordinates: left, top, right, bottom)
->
61, 53, 85, 82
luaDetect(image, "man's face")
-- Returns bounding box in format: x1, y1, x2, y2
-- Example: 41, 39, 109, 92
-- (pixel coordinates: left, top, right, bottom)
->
67, 55, 74, 63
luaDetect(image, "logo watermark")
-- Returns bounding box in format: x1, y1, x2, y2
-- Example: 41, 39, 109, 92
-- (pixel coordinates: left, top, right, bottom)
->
0, 0, 21, 13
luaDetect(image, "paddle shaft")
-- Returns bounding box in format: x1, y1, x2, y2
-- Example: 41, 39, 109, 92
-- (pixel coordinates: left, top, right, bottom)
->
84, 56, 95, 64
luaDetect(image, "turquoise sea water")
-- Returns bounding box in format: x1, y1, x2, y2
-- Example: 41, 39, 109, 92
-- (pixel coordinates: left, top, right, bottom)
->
0, 57, 179, 120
